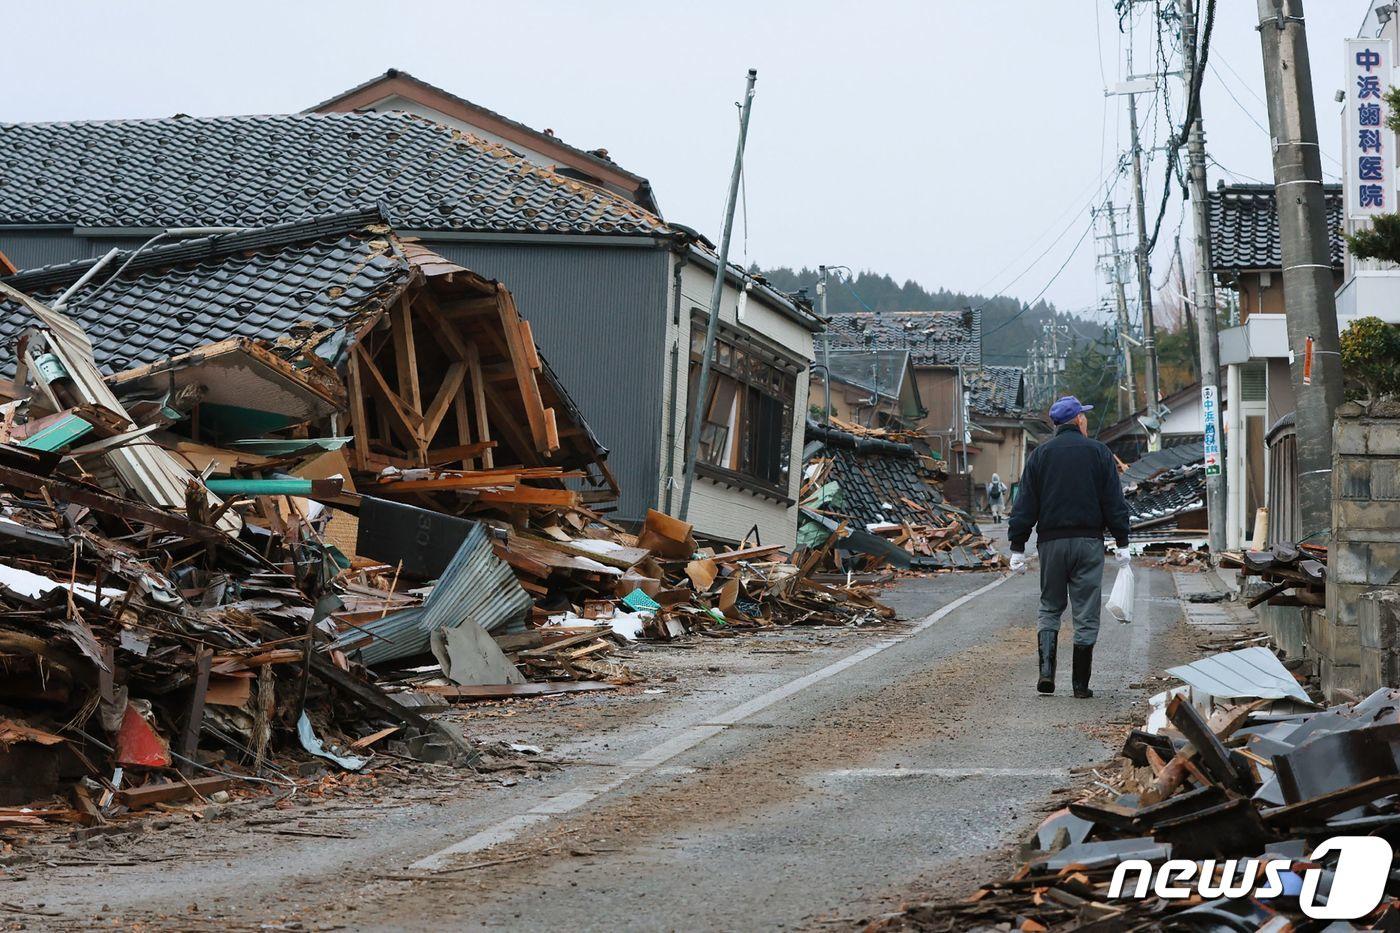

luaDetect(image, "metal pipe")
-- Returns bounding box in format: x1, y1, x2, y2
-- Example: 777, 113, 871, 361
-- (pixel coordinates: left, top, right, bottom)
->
678, 69, 758, 522
71, 227, 247, 309
52, 247, 120, 309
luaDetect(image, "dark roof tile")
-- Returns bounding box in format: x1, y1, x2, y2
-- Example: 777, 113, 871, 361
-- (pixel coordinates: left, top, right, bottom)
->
1208, 183, 1344, 272
825, 310, 980, 367
0, 112, 668, 237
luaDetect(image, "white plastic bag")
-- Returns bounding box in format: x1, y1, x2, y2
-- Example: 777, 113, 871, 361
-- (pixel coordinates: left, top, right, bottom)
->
1106, 565, 1135, 623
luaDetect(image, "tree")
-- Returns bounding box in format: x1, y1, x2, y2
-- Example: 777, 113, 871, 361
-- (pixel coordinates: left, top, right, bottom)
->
1340, 316, 1400, 400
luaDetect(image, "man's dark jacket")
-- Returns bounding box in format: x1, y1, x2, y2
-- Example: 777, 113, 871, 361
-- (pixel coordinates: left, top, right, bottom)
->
1008, 424, 1131, 551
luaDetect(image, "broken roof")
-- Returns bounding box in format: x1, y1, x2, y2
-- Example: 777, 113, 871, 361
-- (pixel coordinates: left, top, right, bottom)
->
0, 209, 610, 473
0, 111, 668, 236
1208, 183, 1344, 272
0, 208, 407, 374
966, 366, 1025, 417
1120, 441, 1207, 529
825, 310, 981, 367
307, 69, 657, 213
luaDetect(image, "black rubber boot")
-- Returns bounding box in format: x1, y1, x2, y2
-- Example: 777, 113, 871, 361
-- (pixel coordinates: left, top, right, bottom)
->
1072, 644, 1094, 698
1037, 631, 1057, 694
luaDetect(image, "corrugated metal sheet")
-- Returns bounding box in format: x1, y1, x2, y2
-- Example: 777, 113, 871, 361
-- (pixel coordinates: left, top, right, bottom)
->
1166, 646, 1310, 703
424, 241, 670, 524
333, 522, 531, 666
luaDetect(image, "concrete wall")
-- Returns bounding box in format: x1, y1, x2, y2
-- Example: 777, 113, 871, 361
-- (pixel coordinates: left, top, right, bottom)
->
657, 254, 814, 547
1325, 409, 1400, 699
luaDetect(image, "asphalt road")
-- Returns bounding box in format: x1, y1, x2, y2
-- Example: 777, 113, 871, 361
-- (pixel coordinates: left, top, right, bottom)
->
23, 547, 1199, 931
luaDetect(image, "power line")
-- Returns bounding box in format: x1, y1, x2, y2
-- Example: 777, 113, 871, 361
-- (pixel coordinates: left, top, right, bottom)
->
983, 216, 1097, 340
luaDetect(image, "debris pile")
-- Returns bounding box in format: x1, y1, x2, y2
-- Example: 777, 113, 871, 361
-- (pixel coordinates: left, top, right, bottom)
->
873, 645, 1400, 930
1221, 542, 1327, 612
800, 420, 1003, 571
0, 220, 904, 829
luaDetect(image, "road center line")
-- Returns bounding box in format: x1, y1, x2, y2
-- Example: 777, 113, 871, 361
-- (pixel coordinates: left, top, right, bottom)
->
410, 573, 1014, 870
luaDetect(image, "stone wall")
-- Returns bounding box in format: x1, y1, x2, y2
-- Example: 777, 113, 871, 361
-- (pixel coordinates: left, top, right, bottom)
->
1327, 407, 1400, 698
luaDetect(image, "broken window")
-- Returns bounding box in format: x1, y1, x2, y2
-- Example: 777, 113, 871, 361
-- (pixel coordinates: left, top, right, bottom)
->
687, 314, 799, 493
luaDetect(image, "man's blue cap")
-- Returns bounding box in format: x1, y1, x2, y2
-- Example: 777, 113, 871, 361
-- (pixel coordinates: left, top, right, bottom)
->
1049, 395, 1093, 425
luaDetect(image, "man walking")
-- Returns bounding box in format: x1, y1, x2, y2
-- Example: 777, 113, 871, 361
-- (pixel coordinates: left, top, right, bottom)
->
1007, 396, 1130, 698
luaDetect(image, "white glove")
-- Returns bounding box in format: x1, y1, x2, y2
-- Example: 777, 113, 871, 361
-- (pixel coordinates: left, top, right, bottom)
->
1115, 547, 1132, 566
1009, 552, 1027, 574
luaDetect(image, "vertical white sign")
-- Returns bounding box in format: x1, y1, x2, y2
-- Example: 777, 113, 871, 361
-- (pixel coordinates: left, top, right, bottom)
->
1201, 385, 1221, 477
1345, 38, 1394, 220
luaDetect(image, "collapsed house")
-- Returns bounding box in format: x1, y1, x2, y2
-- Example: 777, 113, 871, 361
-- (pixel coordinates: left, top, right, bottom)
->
1119, 441, 1208, 538
0, 216, 894, 822
800, 419, 1003, 571
0, 111, 821, 546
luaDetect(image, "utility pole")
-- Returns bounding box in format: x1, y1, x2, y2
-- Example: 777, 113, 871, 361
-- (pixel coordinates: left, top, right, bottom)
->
1256, 0, 1344, 539
1126, 87, 1163, 450
1182, 0, 1227, 555
1105, 208, 1137, 418
818, 264, 831, 423
678, 68, 757, 522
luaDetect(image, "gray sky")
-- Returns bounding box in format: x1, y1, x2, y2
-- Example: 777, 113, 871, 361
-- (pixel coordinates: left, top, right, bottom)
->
0, 1, 1364, 325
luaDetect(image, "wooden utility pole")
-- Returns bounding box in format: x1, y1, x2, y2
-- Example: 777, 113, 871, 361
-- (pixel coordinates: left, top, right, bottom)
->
1256, 0, 1345, 538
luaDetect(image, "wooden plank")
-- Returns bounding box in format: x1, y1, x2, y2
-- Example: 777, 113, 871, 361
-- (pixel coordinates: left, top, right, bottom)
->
477, 486, 581, 508
465, 341, 494, 470
427, 441, 497, 468
712, 544, 784, 563
177, 648, 213, 776
344, 350, 370, 472
116, 776, 236, 809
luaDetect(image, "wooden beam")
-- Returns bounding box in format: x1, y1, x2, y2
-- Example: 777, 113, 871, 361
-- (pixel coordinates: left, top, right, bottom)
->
391, 298, 423, 414
354, 344, 423, 453
494, 286, 554, 454
453, 379, 475, 470
466, 341, 494, 469
117, 776, 236, 809
177, 648, 213, 776
477, 486, 580, 507
411, 289, 470, 361
345, 349, 370, 471
420, 361, 468, 448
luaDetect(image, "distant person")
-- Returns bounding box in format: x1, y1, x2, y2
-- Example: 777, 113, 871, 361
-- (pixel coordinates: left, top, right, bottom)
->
986, 473, 1007, 524
1006, 396, 1130, 698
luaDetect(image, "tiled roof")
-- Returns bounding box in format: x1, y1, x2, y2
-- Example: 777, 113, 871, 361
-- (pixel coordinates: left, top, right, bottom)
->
967, 365, 1024, 416
1121, 441, 1207, 528
1207, 183, 1344, 272
306, 69, 651, 190
0, 112, 669, 236
805, 421, 946, 525
0, 209, 409, 374
825, 310, 980, 367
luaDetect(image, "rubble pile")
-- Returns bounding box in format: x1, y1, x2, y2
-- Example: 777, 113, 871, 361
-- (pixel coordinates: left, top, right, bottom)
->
873, 646, 1400, 931
800, 419, 1004, 572
0, 220, 901, 832
1221, 542, 1328, 613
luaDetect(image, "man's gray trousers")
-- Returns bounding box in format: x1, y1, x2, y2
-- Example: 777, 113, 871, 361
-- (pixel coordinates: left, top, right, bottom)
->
1036, 537, 1104, 647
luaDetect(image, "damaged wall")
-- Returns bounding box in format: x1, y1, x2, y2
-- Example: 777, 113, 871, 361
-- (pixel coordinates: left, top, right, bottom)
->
1330, 407, 1400, 697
